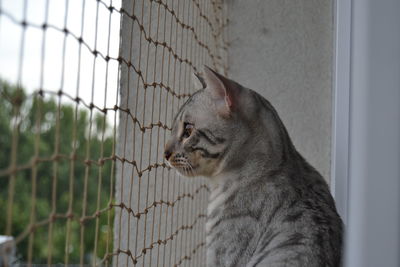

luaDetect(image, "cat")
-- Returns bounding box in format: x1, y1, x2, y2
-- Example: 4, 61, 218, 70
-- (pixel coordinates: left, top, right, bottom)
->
164, 66, 343, 267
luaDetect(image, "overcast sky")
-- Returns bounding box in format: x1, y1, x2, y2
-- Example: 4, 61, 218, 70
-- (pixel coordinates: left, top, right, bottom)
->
0, 0, 122, 114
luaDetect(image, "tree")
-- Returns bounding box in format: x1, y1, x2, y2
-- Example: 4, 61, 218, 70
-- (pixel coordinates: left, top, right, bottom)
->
0, 80, 115, 264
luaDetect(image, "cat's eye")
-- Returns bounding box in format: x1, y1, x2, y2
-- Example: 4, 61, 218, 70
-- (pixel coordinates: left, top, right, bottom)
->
182, 123, 194, 138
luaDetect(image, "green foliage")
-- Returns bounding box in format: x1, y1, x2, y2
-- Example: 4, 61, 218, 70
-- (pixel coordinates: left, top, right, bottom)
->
0, 80, 115, 264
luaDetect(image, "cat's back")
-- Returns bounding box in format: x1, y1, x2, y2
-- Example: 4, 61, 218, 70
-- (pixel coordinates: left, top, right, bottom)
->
246, 162, 343, 267
207, 162, 342, 266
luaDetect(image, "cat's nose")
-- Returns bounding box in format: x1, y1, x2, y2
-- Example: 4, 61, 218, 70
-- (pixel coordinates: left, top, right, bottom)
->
164, 149, 172, 161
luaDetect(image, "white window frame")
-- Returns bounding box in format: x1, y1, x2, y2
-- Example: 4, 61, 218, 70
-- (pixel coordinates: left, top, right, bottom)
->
332, 1, 400, 266
331, 0, 351, 225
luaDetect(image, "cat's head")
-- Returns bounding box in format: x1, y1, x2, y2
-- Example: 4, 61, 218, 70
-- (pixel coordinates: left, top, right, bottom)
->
164, 66, 259, 178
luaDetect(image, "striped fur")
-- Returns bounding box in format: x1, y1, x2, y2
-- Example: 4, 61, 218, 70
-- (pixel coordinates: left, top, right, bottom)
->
165, 67, 343, 266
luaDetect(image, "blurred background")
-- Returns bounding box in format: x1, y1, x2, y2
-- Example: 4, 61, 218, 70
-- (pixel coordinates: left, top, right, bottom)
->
0, 0, 121, 264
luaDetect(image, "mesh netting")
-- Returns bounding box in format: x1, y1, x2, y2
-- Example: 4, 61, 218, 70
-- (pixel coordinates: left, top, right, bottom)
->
0, 0, 228, 266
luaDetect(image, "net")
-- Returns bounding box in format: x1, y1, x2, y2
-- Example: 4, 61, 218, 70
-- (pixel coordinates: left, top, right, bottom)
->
0, 0, 228, 266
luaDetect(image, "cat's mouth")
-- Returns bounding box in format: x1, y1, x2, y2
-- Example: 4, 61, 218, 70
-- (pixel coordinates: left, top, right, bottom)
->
168, 160, 197, 177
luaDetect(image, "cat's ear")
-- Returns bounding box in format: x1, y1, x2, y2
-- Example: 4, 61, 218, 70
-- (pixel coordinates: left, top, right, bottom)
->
192, 72, 206, 89
203, 66, 237, 115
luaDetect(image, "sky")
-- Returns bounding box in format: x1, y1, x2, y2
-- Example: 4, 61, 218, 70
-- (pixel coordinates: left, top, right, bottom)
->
0, 0, 122, 117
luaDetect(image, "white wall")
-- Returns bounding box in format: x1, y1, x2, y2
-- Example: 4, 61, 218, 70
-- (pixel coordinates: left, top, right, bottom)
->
115, 1, 224, 266
115, 0, 335, 265
227, 0, 333, 182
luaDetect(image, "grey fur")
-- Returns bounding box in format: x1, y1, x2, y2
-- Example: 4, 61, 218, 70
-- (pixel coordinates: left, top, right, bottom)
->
164, 67, 343, 267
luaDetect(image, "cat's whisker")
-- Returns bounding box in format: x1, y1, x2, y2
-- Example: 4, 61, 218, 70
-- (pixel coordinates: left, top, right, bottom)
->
187, 163, 196, 177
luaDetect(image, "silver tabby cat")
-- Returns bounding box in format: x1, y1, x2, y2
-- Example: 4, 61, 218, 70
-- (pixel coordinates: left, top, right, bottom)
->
164, 67, 343, 267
